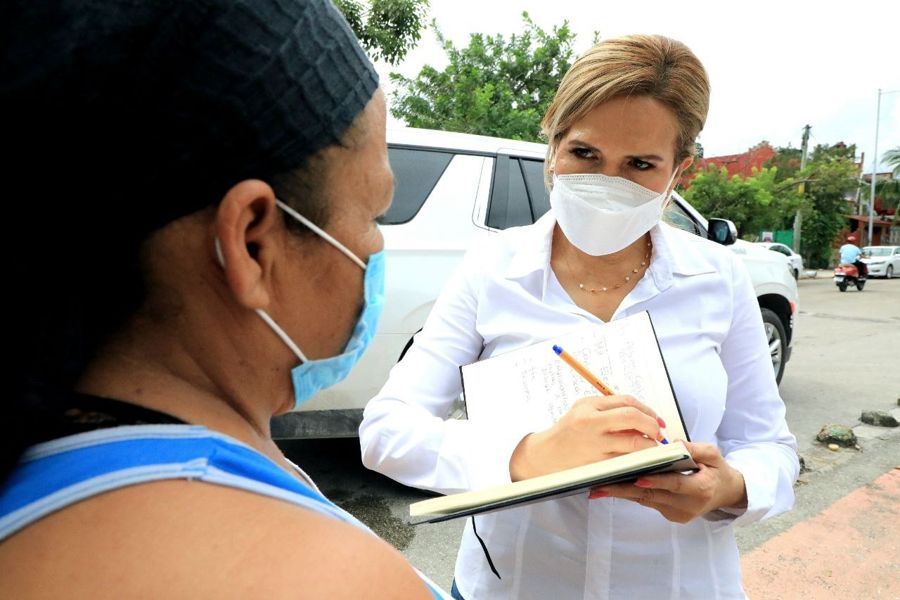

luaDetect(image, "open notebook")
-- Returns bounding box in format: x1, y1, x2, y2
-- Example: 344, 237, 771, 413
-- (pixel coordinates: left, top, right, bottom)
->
410, 311, 695, 523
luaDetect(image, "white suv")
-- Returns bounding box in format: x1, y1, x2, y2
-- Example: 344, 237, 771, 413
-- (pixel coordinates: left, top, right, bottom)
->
273, 128, 799, 438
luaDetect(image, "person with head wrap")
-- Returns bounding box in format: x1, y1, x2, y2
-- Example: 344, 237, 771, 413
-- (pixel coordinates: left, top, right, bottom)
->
0, 1, 445, 597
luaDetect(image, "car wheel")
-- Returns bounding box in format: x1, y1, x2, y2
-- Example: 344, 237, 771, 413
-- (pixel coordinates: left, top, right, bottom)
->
887, 265, 894, 279
761, 308, 787, 384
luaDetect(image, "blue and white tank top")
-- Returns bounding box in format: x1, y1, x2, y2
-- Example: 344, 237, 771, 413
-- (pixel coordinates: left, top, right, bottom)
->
0, 424, 447, 599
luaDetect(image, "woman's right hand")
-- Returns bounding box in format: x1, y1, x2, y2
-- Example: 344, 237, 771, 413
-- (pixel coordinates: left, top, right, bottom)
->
509, 395, 665, 481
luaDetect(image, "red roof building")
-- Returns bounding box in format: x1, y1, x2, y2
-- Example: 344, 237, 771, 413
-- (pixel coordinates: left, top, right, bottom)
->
681, 142, 777, 188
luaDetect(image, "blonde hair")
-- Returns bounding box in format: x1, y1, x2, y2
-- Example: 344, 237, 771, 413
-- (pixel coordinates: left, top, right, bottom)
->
541, 34, 710, 184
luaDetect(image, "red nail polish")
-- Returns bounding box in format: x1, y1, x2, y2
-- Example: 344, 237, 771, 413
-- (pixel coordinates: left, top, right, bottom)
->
657, 417, 667, 428
590, 490, 609, 499
634, 479, 653, 488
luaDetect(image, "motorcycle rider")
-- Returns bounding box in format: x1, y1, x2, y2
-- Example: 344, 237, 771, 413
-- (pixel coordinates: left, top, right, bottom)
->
839, 235, 868, 279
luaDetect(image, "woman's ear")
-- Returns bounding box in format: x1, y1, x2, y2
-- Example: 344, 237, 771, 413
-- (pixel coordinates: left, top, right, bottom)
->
213, 179, 282, 310
669, 156, 694, 194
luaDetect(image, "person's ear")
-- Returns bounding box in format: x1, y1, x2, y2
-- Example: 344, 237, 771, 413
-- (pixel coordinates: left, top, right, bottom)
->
212, 179, 282, 310
672, 156, 694, 190
668, 156, 694, 194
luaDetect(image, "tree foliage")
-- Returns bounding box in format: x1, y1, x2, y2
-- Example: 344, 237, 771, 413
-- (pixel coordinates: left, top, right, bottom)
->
766, 146, 802, 181
799, 156, 859, 268
884, 146, 900, 177
334, 0, 429, 64
681, 166, 804, 240
388, 12, 578, 141
684, 142, 861, 268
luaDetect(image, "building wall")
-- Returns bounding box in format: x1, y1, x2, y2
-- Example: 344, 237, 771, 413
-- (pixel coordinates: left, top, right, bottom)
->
681, 142, 777, 188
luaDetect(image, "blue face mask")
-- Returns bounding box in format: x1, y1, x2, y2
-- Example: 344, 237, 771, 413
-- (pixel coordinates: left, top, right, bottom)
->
216, 199, 385, 409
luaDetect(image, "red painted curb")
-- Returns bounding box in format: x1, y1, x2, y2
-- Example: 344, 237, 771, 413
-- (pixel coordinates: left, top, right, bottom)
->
742, 468, 899, 599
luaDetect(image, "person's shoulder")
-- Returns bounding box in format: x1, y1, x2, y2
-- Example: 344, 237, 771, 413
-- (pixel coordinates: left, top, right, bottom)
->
0, 479, 434, 599
158, 482, 435, 598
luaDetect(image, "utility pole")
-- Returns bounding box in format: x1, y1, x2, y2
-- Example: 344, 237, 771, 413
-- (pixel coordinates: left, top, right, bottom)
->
868, 88, 900, 246
868, 90, 882, 247
792, 124, 811, 252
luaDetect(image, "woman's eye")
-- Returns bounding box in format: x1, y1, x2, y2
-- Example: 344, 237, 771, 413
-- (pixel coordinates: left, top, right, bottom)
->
631, 159, 652, 170
571, 147, 594, 159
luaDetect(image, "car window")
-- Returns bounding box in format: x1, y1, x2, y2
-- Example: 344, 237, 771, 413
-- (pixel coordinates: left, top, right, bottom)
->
379, 147, 454, 225
662, 200, 703, 237
521, 159, 551, 220
771, 245, 791, 257
487, 156, 534, 229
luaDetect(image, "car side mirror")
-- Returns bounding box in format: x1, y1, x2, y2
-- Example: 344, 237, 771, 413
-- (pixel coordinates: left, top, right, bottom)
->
707, 218, 737, 246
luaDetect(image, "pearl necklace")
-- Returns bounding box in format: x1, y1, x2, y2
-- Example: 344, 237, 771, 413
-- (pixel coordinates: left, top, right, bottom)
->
569, 239, 653, 294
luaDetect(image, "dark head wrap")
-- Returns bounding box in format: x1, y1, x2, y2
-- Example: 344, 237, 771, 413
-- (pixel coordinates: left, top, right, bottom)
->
2, 0, 378, 232
1, 0, 379, 475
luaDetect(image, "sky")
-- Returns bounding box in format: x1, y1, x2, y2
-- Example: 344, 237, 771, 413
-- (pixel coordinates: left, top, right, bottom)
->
373, 0, 900, 173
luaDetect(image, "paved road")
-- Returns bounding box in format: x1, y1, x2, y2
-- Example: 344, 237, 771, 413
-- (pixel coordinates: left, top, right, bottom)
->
278, 274, 900, 592
779, 273, 899, 455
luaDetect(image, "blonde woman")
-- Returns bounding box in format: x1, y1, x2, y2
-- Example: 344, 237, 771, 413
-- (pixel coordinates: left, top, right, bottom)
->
360, 35, 798, 599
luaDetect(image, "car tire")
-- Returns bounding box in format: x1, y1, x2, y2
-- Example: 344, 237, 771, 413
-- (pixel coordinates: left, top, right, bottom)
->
887, 265, 894, 279
761, 308, 787, 384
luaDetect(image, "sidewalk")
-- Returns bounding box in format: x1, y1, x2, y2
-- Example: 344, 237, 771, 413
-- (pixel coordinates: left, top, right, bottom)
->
741, 467, 899, 599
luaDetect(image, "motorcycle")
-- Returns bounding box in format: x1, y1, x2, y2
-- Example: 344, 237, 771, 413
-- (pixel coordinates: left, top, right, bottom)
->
833, 263, 866, 292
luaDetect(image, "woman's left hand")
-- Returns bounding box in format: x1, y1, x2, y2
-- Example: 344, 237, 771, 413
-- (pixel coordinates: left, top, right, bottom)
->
588, 442, 747, 524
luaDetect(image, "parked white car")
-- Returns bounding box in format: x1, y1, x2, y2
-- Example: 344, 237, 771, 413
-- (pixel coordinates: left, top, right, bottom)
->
273, 128, 799, 438
757, 242, 804, 280
861, 246, 900, 279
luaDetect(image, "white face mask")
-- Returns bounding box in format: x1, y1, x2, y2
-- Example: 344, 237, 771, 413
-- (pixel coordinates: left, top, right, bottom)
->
550, 170, 678, 256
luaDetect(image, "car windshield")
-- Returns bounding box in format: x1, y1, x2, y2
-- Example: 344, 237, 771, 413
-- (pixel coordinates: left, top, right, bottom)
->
863, 247, 892, 257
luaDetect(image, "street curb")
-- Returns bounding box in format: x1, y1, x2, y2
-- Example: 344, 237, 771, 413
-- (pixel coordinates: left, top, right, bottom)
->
736, 421, 900, 554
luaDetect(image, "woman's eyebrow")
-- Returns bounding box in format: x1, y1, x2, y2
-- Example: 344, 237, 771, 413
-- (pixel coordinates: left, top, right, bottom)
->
567, 139, 664, 162
566, 138, 600, 151
625, 153, 664, 162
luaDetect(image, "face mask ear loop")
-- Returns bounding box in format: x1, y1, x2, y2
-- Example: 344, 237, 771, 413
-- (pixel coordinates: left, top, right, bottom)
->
253, 308, 309, 363
663, 168, 680, 199
214, 237, 309, 364
276, 199, 366, 270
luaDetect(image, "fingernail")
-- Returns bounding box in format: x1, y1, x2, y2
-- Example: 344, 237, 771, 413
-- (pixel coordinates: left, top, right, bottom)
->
634, 479, 653, 488
657, 417, 667, 428
589, 490, 609, 499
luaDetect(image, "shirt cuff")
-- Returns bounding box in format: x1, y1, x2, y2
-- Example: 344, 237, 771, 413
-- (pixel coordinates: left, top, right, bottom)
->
720, 454, 772, 527
442, 418, 536, 491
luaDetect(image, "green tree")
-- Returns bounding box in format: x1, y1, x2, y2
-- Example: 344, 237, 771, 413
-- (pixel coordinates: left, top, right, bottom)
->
871, 178, 900, 213
334, 0, 429, 65
797, 155, 859, 268
389, 12, 578, 141
884, 146, 900, 177
759, 143, 861, 267
765, 146, 801, 182
681, 165, 803, 239
693, 142, 704, 160
809, 141, 856, 164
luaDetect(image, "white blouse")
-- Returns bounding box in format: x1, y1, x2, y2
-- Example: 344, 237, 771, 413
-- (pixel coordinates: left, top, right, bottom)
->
360, 213, 799, 600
